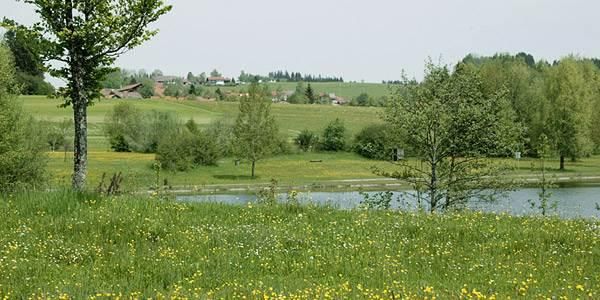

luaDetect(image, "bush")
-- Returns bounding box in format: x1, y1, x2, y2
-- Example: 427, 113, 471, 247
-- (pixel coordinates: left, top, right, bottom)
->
353, 124, 397, 160
273, 135, 293, 155
0, 45, 47, 192
204, 120, 235, 157
295, 130, 318, 152
104, 103, 179, 153
320, 118, 347, 151
156, 119, 221, 171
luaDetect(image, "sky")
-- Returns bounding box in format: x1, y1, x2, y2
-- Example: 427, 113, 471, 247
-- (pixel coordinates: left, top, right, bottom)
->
2, 0, 600, 83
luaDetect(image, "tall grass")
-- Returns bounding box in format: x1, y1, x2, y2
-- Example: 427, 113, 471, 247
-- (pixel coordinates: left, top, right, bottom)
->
0, 191, 597, 298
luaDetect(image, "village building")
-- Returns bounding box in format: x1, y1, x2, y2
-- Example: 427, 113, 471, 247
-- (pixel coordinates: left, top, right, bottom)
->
100, 83, 143, 99
206, 76, 233, 86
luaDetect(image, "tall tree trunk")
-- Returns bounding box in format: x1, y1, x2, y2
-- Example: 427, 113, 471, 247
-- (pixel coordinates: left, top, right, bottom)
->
71, 64, 88, 190
429, 160, 437, 213
251, 160, 256, 178
559, 155, 565, 171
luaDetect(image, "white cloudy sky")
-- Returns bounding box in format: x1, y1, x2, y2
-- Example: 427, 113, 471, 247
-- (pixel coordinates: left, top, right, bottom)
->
2, 0, 599, 82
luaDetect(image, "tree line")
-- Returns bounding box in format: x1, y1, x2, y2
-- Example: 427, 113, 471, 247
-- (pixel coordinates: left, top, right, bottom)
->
267, 70, 343, 82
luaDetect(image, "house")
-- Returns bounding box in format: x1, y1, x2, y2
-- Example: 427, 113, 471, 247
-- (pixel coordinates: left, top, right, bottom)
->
328, 93, 347, 105
101, 83, 143, 99
206, 76, 233, 86
271, 90, 295, 102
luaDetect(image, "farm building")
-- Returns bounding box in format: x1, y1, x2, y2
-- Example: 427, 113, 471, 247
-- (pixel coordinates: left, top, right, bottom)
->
101, 83, 143, 99
206, 76, 233, 86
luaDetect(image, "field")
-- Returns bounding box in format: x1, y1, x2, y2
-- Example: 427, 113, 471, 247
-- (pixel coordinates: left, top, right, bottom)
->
22, 95, 383, 151
0, 191, 597, 298
21, 95, 600, 190
204, 82, 393, 99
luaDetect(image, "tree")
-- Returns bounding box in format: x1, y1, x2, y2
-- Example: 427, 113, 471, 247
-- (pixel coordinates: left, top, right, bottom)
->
305, 83, 316, 104
186, 71, 195, 83
545, 57, 595, 170
2, 20, 54, 95
0, 44, 47, 192
4, 0, 171, 190
320, 118, 347, 151
355, 92, 370, 106
233, 83, 278, 178
210, 69, 222, 77
295, 130, 318, 152
380, 62, 519, 212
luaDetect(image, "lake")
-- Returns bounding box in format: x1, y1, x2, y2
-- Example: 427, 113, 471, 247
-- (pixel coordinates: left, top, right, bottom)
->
178, 186, 600, 219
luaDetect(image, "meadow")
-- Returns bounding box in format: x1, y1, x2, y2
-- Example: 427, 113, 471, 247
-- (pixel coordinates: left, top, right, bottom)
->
22, 96, 600, 191
22, 95, 383, 151
204, 81, 393, 99
0, 191, 597, 298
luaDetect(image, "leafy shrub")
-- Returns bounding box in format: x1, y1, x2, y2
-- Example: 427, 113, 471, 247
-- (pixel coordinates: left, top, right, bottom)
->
353, 124, 396, 160
156, 119, 221, 171
295, 130, 318, 152
104, 103, 179, 153
320, 118, 347, 151
273, 135, 293, 155
0, 45, 47, 192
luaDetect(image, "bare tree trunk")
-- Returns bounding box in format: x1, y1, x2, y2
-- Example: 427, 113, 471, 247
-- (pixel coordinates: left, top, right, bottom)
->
251, 160, 256, 178
430, 159, 437, 213
71, 64, 88, 190
559, 155, 565, 171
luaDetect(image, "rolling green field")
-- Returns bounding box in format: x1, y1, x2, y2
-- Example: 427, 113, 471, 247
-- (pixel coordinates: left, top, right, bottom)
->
205, 82, 393, 99
0, 191, 597, 298
22, 95, 383, 151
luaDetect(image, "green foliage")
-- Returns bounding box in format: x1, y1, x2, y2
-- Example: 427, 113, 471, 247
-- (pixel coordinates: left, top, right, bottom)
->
320, 118, 347, 151
0, 45, 47, 192
233, 83, 279, 177
381, 62, 519, 212
305, 83, 316, 104
353, 124, 399, 160
104, 103, 179, 153
288, 82, 308, 104
545, 57, 596, 169
164, 80, 188, 99
3, 0, 171, 190
358, 191, 394, 210
294, 130, 319, 152
1, 22, 55, 95
156, 127, 220, 171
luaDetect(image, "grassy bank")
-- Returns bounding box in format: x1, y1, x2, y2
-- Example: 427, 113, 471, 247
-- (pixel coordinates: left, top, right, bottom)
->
46, 150, 600, 191
0, 192, 597, 298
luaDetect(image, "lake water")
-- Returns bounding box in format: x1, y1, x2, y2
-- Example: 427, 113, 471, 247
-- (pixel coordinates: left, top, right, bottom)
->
178, 186, 600, 219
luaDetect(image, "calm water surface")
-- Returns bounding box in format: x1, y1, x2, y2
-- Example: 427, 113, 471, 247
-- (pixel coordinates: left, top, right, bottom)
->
178, 187, 600, 219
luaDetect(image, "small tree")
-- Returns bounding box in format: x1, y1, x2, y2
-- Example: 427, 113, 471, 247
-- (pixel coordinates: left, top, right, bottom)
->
295, 130, 318, 152
380, 62, 519, 212
233, 83, 278, 178
305, 83, 316, 104
4, 0, 171, 190
320, 118, 347, 151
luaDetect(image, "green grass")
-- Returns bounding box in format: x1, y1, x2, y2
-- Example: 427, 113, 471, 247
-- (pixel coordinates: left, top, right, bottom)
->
21, 95, 383, 151
47, 151, 390, 190
0, 191, 597, 298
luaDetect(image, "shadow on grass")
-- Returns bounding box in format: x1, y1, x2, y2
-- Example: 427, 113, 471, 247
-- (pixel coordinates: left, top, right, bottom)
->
213, 175, 257, 180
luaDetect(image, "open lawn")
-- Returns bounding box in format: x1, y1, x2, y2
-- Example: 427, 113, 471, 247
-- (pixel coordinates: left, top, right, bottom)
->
0, 191, 597, 298
47, 150, 600, 191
